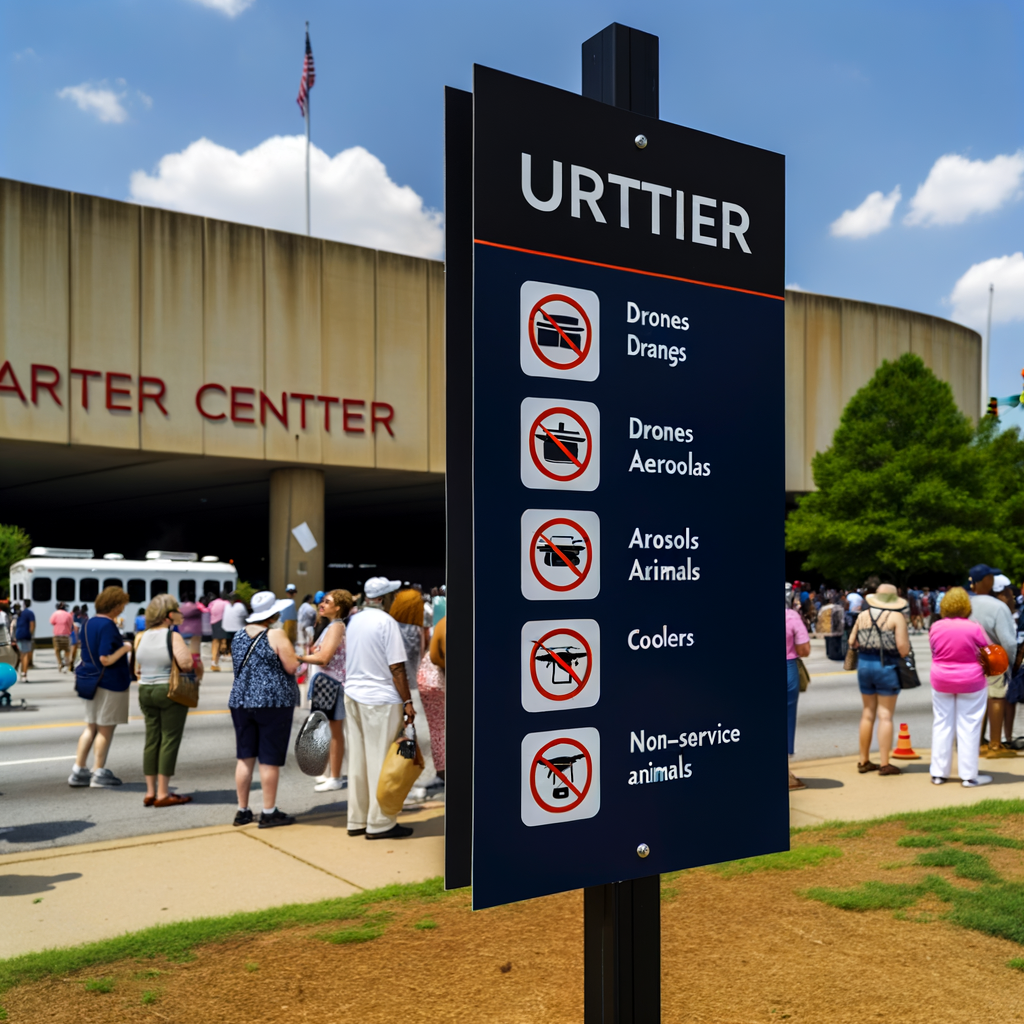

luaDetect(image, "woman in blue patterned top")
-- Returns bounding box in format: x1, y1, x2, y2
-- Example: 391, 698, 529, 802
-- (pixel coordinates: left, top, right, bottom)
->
229, 591, 300, 829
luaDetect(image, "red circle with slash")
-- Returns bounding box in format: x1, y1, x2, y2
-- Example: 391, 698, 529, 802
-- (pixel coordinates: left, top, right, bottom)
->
529, 407, 593, 482
530, 516, 593, 592
528, 294, 593, 370
530, 736, 593, 813
530, 627, 593, 701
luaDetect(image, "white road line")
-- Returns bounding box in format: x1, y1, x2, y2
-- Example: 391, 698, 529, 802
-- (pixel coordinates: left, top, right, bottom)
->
0, 755, 77, 767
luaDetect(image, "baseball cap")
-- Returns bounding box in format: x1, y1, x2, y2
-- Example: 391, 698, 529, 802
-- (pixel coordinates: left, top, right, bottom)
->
285, 583, 297, 592
993, 574, 1011, 593
968, 564, 1002, 584
314, 590, 325, 603
364, 576, 402, 600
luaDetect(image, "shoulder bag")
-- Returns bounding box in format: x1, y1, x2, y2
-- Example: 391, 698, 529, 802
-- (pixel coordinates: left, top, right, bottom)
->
896, 646, 921, 689
74, 620, 104, 700
166, 629, 200, 708
796, 658, 811, 692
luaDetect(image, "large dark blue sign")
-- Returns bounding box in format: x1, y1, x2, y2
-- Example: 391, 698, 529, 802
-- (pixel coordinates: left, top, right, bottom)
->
465, 65, 786, 910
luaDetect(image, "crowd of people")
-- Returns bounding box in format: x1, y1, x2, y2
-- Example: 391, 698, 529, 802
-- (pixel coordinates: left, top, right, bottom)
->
786, 564, 1024, 791
36, 577, 446, 839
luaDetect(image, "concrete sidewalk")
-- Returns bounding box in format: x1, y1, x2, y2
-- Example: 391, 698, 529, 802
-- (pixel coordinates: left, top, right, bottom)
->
0, 803, 444, 959
4, 749, 1024, 961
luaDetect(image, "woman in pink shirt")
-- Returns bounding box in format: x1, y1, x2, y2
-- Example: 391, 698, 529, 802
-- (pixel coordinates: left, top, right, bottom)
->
929, 587, 992, 788
786, 599, 811, 791
50, 602, 74, 673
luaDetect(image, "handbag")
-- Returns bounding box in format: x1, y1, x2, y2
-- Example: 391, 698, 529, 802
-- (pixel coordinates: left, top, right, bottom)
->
74, 620, 105, 700
843, 645, 858, 671
294, 710, 332, 776
896, 647, 921, 690
376, 723, 424, 816
796, 658, 811, 692
166, 630, 200, 708
309, 673, 341, 713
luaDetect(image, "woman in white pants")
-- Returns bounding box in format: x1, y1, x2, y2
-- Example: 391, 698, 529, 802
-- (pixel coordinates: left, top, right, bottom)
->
928, 587, 992, 788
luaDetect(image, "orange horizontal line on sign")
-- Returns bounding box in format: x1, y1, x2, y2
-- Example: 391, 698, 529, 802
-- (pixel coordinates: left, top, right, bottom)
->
473, 239, 786, 301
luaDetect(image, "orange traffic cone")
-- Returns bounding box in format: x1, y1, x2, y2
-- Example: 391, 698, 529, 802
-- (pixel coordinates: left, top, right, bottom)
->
892, 723, 921, 760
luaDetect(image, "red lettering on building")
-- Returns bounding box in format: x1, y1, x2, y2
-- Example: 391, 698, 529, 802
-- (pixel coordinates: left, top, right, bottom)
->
0, 360, 27, 403
31, 364, 62, 407
231, 387, 255, 424
317, 395, 339, 431
343, 398, 365, 433
290, 392, 315, 430
371, 401, 395, 437
105, 372, 133, 412
70, 368, 101, 408
139, 376, 168, 415
260, 391, 288, 428
196, 384, 227, 420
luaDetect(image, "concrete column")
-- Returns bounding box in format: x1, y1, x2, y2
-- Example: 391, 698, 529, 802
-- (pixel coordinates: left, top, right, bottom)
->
269, 468, 324, 598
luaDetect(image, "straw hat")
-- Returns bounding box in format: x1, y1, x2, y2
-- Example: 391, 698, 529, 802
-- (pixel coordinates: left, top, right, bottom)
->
865, 583, 908, 610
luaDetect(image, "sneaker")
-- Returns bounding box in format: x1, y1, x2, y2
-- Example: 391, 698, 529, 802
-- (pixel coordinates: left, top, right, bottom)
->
931, 777, 946, 785
314, 776, 346, 792
365, 824, 413, 840
258, 809, 296, 829
89, 767, 122, 787
314, 774, 330, 784
233, 808, 254, 826
963, 775, 993, 788
68, 766, 92, 787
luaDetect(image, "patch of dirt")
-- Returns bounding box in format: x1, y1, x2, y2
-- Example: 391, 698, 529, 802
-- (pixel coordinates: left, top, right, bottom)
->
7, 818, 1024, 1024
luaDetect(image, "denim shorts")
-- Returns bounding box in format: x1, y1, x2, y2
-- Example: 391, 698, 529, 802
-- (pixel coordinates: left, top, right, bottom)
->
857, 652, 900, 696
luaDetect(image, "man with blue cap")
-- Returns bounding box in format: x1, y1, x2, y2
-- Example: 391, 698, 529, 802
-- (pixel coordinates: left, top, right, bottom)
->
968, 563, 1019, 758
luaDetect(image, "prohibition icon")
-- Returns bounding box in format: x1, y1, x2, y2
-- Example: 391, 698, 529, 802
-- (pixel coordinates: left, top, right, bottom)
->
520, 281, 600, 382
528, 294, 593, 370
529, 407, 593, 482
530, 516, 593, 592
530, 736, 593, 813
530, 627, 592, 701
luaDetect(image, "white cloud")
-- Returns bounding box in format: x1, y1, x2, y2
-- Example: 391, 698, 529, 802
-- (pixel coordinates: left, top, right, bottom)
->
137, 90, 153, 109
129, 136, 444, 259
948, 253, 1024, 329
188, 0, 255, 16
829, 186, 901, 238
785, 282, 804, 291
904, 152, 1024, 226
58, 82, 128, 123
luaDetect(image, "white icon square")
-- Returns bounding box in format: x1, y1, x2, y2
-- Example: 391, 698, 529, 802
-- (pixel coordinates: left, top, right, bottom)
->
521, 397, 600, 492
520, 508, 601, 601
521, 618, 601, 712
521, 727, 601, 826
520, 281, 600, 381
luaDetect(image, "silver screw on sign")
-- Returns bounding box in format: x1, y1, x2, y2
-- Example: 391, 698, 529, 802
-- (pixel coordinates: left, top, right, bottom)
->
634, 134, 648, 149
637, 843, 650, 858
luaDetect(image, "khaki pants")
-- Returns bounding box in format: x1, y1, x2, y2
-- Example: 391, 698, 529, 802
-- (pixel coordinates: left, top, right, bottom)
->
344, 696, 405, 834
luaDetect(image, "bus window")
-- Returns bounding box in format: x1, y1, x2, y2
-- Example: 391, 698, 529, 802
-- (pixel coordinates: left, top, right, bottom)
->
32, 577, 52, 602
179, 579, 197, 602
225, 580, 234, 594
127, 579, 146, 603
103, 578, 123, 592
202, 580, 220, 598
56, 578, 76, 602
80, 578, 99, 602
150, 579, 168, 599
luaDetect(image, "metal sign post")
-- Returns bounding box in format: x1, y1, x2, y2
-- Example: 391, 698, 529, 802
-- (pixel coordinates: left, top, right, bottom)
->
445, 22, 787, 1023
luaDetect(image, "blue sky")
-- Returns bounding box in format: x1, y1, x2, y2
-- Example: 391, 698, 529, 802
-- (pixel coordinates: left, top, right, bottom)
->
2, 0, 1022, 421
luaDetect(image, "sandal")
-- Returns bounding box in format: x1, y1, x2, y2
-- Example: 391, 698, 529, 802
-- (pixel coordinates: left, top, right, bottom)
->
878, 763, 902, 776
154, 794, 193, 807
857, 761, 879, 774
143, 795, 156, 807
788, 774, 807, 791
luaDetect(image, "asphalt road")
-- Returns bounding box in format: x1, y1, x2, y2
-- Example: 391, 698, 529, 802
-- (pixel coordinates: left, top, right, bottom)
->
0, 632, 987, 855
0, 646, 441, 855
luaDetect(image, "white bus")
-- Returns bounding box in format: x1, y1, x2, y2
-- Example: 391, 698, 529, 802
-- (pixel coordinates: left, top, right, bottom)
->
9, 548, 238, 640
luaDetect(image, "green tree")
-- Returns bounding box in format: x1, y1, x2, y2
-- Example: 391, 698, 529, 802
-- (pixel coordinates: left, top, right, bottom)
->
976, 416, 1024, 581
786, 354, 1000, 587
0, 523, 32, 596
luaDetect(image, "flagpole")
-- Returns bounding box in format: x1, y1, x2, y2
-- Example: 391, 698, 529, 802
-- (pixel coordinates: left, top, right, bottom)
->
304, 21, 311, 236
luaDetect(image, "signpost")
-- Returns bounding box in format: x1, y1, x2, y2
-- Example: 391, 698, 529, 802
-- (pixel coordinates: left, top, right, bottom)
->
446, 22, 786, 1022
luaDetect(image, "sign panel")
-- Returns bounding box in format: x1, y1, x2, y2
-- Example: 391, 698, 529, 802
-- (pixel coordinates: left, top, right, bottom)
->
469, 65, 786, 909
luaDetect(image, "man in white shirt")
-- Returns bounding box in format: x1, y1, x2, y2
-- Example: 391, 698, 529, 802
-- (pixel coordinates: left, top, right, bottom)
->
344, 577, 416, 839
846, 591, 864, 614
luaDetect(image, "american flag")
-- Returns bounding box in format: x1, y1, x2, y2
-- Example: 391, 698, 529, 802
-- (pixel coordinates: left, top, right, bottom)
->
297, 28, 315, 117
